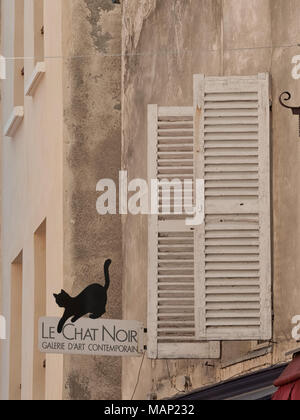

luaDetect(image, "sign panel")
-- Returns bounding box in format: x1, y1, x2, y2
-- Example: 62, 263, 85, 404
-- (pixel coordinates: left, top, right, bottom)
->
39, 317, 144, 357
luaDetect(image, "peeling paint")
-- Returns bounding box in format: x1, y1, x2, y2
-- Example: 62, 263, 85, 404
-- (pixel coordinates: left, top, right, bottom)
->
84, 0, 115, 53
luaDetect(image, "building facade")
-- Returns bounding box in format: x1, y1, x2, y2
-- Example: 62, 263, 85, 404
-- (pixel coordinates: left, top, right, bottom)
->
121, 0, 300, 400
0, 0, 122, 400
1, 0, 300, 401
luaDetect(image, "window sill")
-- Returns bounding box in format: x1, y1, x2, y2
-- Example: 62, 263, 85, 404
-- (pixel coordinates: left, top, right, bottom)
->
3, 106, 24, 137
25, 62, 45, 96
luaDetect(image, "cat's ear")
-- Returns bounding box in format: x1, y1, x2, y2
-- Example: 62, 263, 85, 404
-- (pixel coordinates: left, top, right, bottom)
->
61, 289, 67, 295
53, 294, 58, 298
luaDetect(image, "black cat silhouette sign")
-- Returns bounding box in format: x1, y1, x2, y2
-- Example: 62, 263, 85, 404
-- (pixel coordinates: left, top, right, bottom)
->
39, 259, 145, 357
54, 259, 111, 333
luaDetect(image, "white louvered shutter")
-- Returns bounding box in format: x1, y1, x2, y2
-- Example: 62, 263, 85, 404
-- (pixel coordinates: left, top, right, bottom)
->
148, 105, 220, 359
194, 74, 272, 341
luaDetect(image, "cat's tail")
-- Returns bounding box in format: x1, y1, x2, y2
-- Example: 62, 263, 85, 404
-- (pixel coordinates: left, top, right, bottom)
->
104, 259, 112, 291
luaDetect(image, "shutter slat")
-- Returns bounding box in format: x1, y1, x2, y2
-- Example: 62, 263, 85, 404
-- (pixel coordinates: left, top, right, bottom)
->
205, 157, 259, 165
206, 246, 259, 254
205, 133, 258, 140
205, 164, 258, 172
205, 93, 258, 101
206, 295, 260, 302
206, 319, 260, 327
205, 109, 258, 117
205, 149, 259, 157
158, 135, 194, 140
206, 279, 260, 286
195, 74, 271, 341
204, 125, 259, 133
205, 117, 258, 125
205, 140, 258, 148
206, 286, 260, 294
207, 302, 260, 310
206, 180, 259, 187
207, 311, 260, 318
205, 102, 258, 109
206, 255, 259, 262
205, 172, 259, 180
158, 122, 194, 129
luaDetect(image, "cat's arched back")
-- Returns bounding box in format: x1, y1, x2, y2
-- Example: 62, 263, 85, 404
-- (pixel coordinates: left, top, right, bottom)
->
54, 259, 112, 333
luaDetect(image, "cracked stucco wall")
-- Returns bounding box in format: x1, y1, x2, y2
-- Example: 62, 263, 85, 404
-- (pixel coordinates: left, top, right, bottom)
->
62, 0, 122, 400
123, 0, 157, 51
122, 0, 300, 399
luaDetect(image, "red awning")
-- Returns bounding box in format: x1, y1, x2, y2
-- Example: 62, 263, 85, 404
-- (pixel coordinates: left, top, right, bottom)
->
272, 354, 300, 400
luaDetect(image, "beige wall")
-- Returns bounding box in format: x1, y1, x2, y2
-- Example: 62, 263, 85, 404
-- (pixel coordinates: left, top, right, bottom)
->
1, 0, 122, 401
122, 0, 300, 399
1, 0, 64, 400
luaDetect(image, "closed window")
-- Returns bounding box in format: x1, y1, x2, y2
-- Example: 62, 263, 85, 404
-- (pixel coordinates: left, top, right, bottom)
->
33, 220, 46, 400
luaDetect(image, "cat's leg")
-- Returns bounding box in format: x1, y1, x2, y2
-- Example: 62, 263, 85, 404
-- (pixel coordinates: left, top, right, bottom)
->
57, 312, 69, 333
71, 314, 84, 323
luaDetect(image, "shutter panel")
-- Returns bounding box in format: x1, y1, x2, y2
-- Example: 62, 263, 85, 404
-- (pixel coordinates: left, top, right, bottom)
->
194, 74, 272, 341
148, 105, 220, 359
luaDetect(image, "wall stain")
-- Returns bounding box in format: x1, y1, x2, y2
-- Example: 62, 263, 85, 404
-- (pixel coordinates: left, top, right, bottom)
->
66, 372, 91, 400
84, 0, 115, 53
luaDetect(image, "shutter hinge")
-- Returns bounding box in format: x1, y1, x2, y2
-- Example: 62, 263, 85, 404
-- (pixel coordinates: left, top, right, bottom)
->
205, 362, 215, 367
143, 328, 147, 351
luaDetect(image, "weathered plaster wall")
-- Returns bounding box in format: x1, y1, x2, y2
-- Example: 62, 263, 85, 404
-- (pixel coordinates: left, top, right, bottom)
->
122, 0, 300, 399
62, 0, 122, 400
